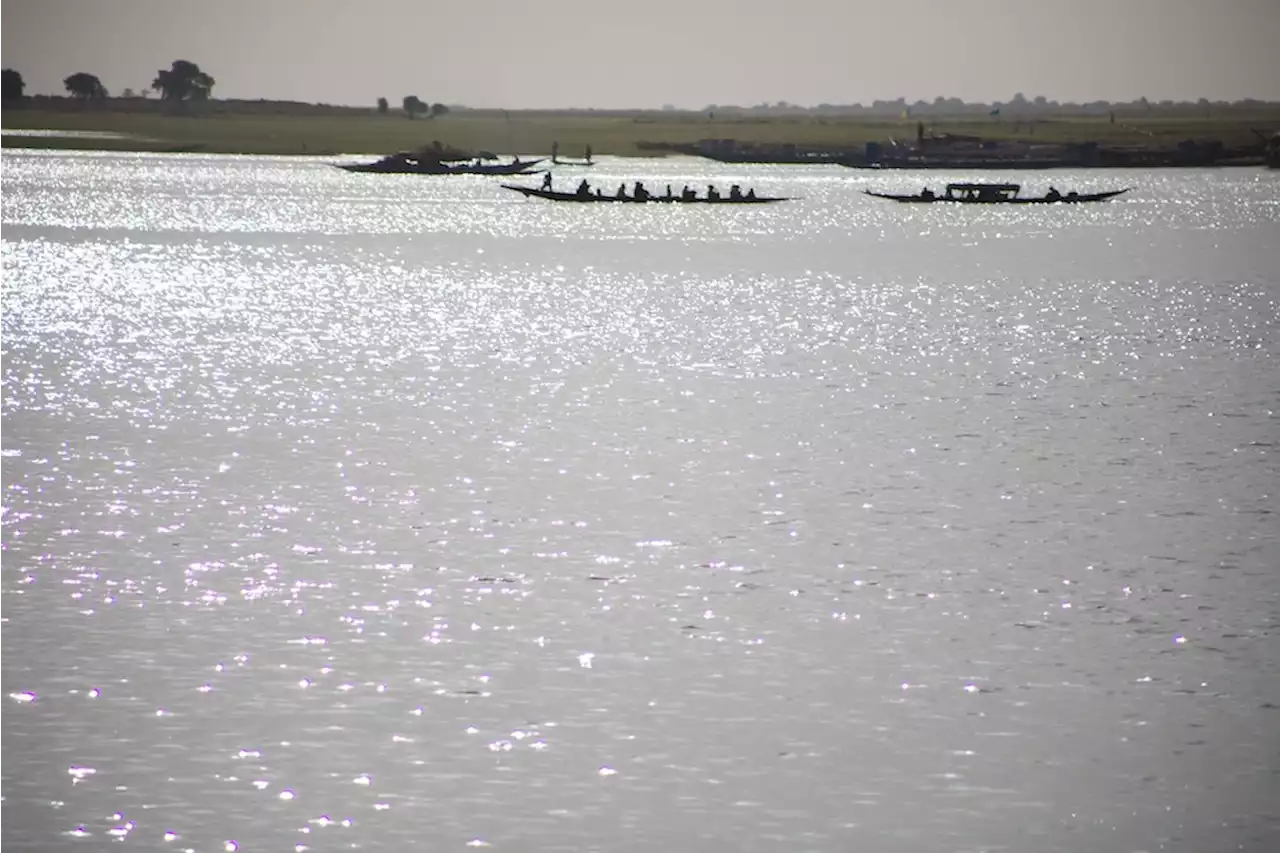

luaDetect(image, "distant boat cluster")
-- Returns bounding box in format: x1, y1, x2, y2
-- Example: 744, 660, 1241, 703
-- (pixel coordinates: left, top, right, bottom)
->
337, 151, 544, 176
652, 130, 1272, 169
336, 140, 599, 176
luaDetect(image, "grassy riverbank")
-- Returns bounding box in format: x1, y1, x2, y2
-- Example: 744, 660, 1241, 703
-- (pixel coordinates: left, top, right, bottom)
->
5, 103, 1280, 159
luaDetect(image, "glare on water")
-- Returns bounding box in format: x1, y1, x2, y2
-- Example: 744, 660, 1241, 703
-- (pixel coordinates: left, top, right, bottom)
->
3, 150, 1279, 852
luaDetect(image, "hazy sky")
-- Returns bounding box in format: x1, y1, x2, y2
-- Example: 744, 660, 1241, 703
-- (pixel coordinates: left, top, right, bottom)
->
4, 0, 1279, 108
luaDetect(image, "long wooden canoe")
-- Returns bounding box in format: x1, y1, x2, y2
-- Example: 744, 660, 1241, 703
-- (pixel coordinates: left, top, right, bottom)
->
502, 185, 790, 204
864, 186, 1129, 204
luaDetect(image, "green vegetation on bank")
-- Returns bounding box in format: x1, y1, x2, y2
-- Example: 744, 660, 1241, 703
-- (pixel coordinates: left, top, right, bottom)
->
5, 101, 1280, 159
4, 57, 1279, 159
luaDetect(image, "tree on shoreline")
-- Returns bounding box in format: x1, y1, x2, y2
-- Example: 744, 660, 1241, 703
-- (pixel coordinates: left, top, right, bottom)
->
402, 95, 426, 119
153, 60, 215, 102
64, 72, 108, 99
2, 68, 24, 103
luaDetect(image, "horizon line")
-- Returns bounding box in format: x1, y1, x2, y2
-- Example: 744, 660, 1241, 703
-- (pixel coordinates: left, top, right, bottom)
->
11, 92, 1280, 113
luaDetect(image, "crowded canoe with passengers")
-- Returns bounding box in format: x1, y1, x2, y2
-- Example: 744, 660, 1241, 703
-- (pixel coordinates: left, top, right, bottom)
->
502, 175, 791, 204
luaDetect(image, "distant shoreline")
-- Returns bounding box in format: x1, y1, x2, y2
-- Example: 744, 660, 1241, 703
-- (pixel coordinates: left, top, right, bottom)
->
4, 101, 1279, 166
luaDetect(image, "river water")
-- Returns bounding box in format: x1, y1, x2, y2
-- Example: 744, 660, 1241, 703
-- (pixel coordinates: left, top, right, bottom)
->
3, 150, 1278, 852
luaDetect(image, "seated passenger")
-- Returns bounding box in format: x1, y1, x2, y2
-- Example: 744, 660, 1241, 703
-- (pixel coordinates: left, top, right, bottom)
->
729, 184, 743, 200
681, 185, 696, 201
576, 179, 591, 197
664, 184, 673, 199
616, 183, 627, 199
633, 181, 649, 200
746, 188, 756, 199
1046, 186, 1061, 201
706, 184, 720, 201
921, 187, 935, 200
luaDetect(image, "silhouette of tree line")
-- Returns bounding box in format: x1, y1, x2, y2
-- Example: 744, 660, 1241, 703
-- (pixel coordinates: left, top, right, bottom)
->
4, 61, 451, 120
153, 60, 215, 101
386, 96, 448, 119
2, 64, 1272, 118
703, 92, 1279, 117
3, 68, 25, 102
63, 71, 107, 99
2, 60, 215, 106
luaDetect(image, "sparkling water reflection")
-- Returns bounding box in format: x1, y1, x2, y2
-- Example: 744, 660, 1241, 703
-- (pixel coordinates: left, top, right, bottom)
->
3, 150, 1279, 852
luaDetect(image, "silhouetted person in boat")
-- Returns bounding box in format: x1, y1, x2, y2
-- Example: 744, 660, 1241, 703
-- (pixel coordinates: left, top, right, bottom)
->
706, 184, 720, 201
541, 172, 553, 191
681, 184, 695, 201
616, 183, 627, 199
595, 188, 603, 197
920, 187, 935, 200
729, 184, 743, 200
633, 181, 649, 200
664, 184, 673, 199
576, 179, 591, 197
1046, 186, 1061, 201
746, 188, 756, 199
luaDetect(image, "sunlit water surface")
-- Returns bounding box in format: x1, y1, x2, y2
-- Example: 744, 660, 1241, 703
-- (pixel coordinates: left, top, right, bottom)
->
3, 150, 1279, 852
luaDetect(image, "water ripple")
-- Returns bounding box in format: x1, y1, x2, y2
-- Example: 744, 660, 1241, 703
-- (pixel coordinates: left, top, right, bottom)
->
3, 150, 1278, 853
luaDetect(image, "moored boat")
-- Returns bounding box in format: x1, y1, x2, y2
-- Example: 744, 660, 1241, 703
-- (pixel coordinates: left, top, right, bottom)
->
337, 153, 545, 175
502, 180, 789, 204
693, 138, 853, 165
864, 182, 1129, 204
